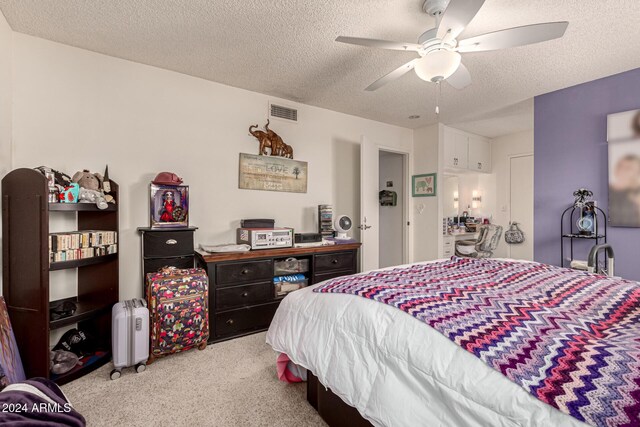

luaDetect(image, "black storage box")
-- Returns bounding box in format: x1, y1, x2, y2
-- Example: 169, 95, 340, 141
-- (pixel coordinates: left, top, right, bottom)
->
241, 218, 275, 228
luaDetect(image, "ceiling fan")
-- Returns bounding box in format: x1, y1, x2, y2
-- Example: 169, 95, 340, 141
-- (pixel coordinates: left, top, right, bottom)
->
336, 0, 568, 91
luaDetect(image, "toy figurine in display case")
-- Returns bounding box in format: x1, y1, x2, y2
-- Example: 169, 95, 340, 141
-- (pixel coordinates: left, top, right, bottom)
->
149, 172, 189, 229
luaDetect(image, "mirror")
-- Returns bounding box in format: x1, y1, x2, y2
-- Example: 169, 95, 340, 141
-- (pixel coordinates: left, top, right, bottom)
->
443, 175, 459, 218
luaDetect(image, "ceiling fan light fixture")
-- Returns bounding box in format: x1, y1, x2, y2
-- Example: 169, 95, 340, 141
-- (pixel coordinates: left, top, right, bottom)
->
414, 49, 461, 83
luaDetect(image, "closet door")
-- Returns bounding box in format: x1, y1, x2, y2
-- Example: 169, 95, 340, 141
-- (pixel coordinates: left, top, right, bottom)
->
509, 155, 534, 260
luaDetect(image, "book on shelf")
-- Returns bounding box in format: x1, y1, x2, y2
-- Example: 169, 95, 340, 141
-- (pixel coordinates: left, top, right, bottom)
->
49, 245, 117, 263
49, 230, 118, 263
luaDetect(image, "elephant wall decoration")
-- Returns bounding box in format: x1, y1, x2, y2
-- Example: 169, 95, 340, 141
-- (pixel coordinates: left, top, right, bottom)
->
248, 119, 294, 159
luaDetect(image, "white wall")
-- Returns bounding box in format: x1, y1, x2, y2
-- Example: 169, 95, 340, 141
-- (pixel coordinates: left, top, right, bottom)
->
379, 151, 404, 268
0, 11, 12, 290
0, 12, 10, 175
490, 130, 534, 258
10, 33, 413, 300
412, 123, 441, 261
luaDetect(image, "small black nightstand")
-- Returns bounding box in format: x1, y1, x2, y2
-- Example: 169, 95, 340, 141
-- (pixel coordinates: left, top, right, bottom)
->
137, 227, 198, 290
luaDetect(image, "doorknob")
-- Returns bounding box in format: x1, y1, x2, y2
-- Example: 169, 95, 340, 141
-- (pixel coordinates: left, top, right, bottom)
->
358, 216, 372, 231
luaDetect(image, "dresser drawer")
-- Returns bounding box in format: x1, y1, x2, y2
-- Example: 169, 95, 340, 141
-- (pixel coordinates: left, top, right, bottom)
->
315, 252, 355, 273
313, 270, 354, 284
215, 282, 272, 310
143, 231, 194, 258
144, 256, 194, 277
216, 259, 273, 286
214, 302, 279, 338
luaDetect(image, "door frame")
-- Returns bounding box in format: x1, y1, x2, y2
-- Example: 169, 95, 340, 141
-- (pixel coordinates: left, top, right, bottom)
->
507, 152, 534, 259
377, 145, 412, 266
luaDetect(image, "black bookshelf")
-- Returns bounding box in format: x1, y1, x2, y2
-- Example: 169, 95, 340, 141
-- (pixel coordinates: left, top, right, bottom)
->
2, 168, 119, 384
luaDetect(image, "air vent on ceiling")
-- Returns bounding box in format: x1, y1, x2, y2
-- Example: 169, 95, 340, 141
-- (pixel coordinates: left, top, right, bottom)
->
269, 103, 298, 123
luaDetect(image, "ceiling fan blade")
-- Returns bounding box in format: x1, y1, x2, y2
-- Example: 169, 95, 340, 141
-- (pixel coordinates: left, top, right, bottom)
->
457, 21, 569, 53
446, 63, 471, 89
436, 0, 485, 41
365, 59, 419, 91
335, 36, 421, 52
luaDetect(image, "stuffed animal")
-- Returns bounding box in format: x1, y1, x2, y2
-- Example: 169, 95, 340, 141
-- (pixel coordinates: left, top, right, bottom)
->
72, 170, 103, 192
59, 183, 79, 203
78, 188, 108, 210
72, 169, 115, 206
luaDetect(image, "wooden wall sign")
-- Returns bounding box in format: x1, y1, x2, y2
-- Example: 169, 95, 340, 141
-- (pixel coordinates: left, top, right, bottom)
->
238, 153, 308, 193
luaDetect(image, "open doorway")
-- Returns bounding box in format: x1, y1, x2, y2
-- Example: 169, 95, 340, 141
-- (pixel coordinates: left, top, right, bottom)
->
378, 150, 407, 268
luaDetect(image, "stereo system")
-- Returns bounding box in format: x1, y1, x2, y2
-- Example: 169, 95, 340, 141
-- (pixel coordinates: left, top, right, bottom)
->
236, 227, 293, 250
294, 232, 322, 244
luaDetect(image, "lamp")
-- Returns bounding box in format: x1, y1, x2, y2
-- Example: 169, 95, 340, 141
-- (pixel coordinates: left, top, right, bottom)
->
453, 191, 459, 209
414, 50, 462, 83
472, 190, 482, 209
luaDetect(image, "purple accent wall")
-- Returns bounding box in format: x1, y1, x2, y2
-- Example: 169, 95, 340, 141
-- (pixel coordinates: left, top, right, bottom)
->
534, 68, 640, 281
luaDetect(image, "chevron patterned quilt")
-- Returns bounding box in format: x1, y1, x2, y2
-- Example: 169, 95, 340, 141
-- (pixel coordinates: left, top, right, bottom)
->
314, 256, 640, 427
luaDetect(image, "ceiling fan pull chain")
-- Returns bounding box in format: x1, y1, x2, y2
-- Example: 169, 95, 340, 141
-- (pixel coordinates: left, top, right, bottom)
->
435, 81, 441, 115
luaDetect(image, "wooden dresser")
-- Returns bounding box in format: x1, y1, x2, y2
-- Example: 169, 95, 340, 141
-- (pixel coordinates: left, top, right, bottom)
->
196, 243, 361, 343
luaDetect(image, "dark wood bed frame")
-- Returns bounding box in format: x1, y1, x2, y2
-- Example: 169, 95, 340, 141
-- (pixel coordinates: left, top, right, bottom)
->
307, 372, 373, 427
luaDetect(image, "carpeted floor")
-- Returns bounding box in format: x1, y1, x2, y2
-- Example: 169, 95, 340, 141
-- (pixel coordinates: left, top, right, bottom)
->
62, 332, 326, 426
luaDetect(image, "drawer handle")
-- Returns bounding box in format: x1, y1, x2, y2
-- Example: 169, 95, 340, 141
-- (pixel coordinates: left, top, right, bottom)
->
226, 319, 234, 325
241, 269, 250, 275
166, 239, 178, 245
331, 259, 339, 264
241, 292, 249, 298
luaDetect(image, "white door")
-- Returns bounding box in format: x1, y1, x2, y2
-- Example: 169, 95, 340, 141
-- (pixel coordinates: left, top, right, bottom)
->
360, 136, 380, 272
509, 155, 534, 260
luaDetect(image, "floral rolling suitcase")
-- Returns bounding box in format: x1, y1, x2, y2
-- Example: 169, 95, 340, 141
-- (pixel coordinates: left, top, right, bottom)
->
146, 266, 209, 363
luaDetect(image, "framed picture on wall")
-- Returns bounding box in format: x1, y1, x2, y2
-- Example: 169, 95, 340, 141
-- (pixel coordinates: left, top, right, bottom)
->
412, 173, 437, 197
150, 184, 189, 228
607, 109, 640, 227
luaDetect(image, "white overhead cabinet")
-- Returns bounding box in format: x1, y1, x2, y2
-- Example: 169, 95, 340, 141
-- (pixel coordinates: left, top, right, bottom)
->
443, 127, 491, 173
443, 129, 469, 169
468, 136, 491, 173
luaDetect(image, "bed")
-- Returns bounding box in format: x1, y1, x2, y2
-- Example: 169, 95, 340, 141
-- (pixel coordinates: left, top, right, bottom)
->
266, 257, 640, 427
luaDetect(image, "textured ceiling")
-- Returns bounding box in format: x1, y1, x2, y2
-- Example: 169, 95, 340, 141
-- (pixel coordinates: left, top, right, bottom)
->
1, 0, 639, 136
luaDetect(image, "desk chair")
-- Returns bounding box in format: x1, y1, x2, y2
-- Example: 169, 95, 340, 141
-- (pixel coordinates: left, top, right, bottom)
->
455, 224, 503, 258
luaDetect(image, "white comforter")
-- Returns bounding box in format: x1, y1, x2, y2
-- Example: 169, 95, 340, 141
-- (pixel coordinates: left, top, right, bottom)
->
266, 261, 588, 427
